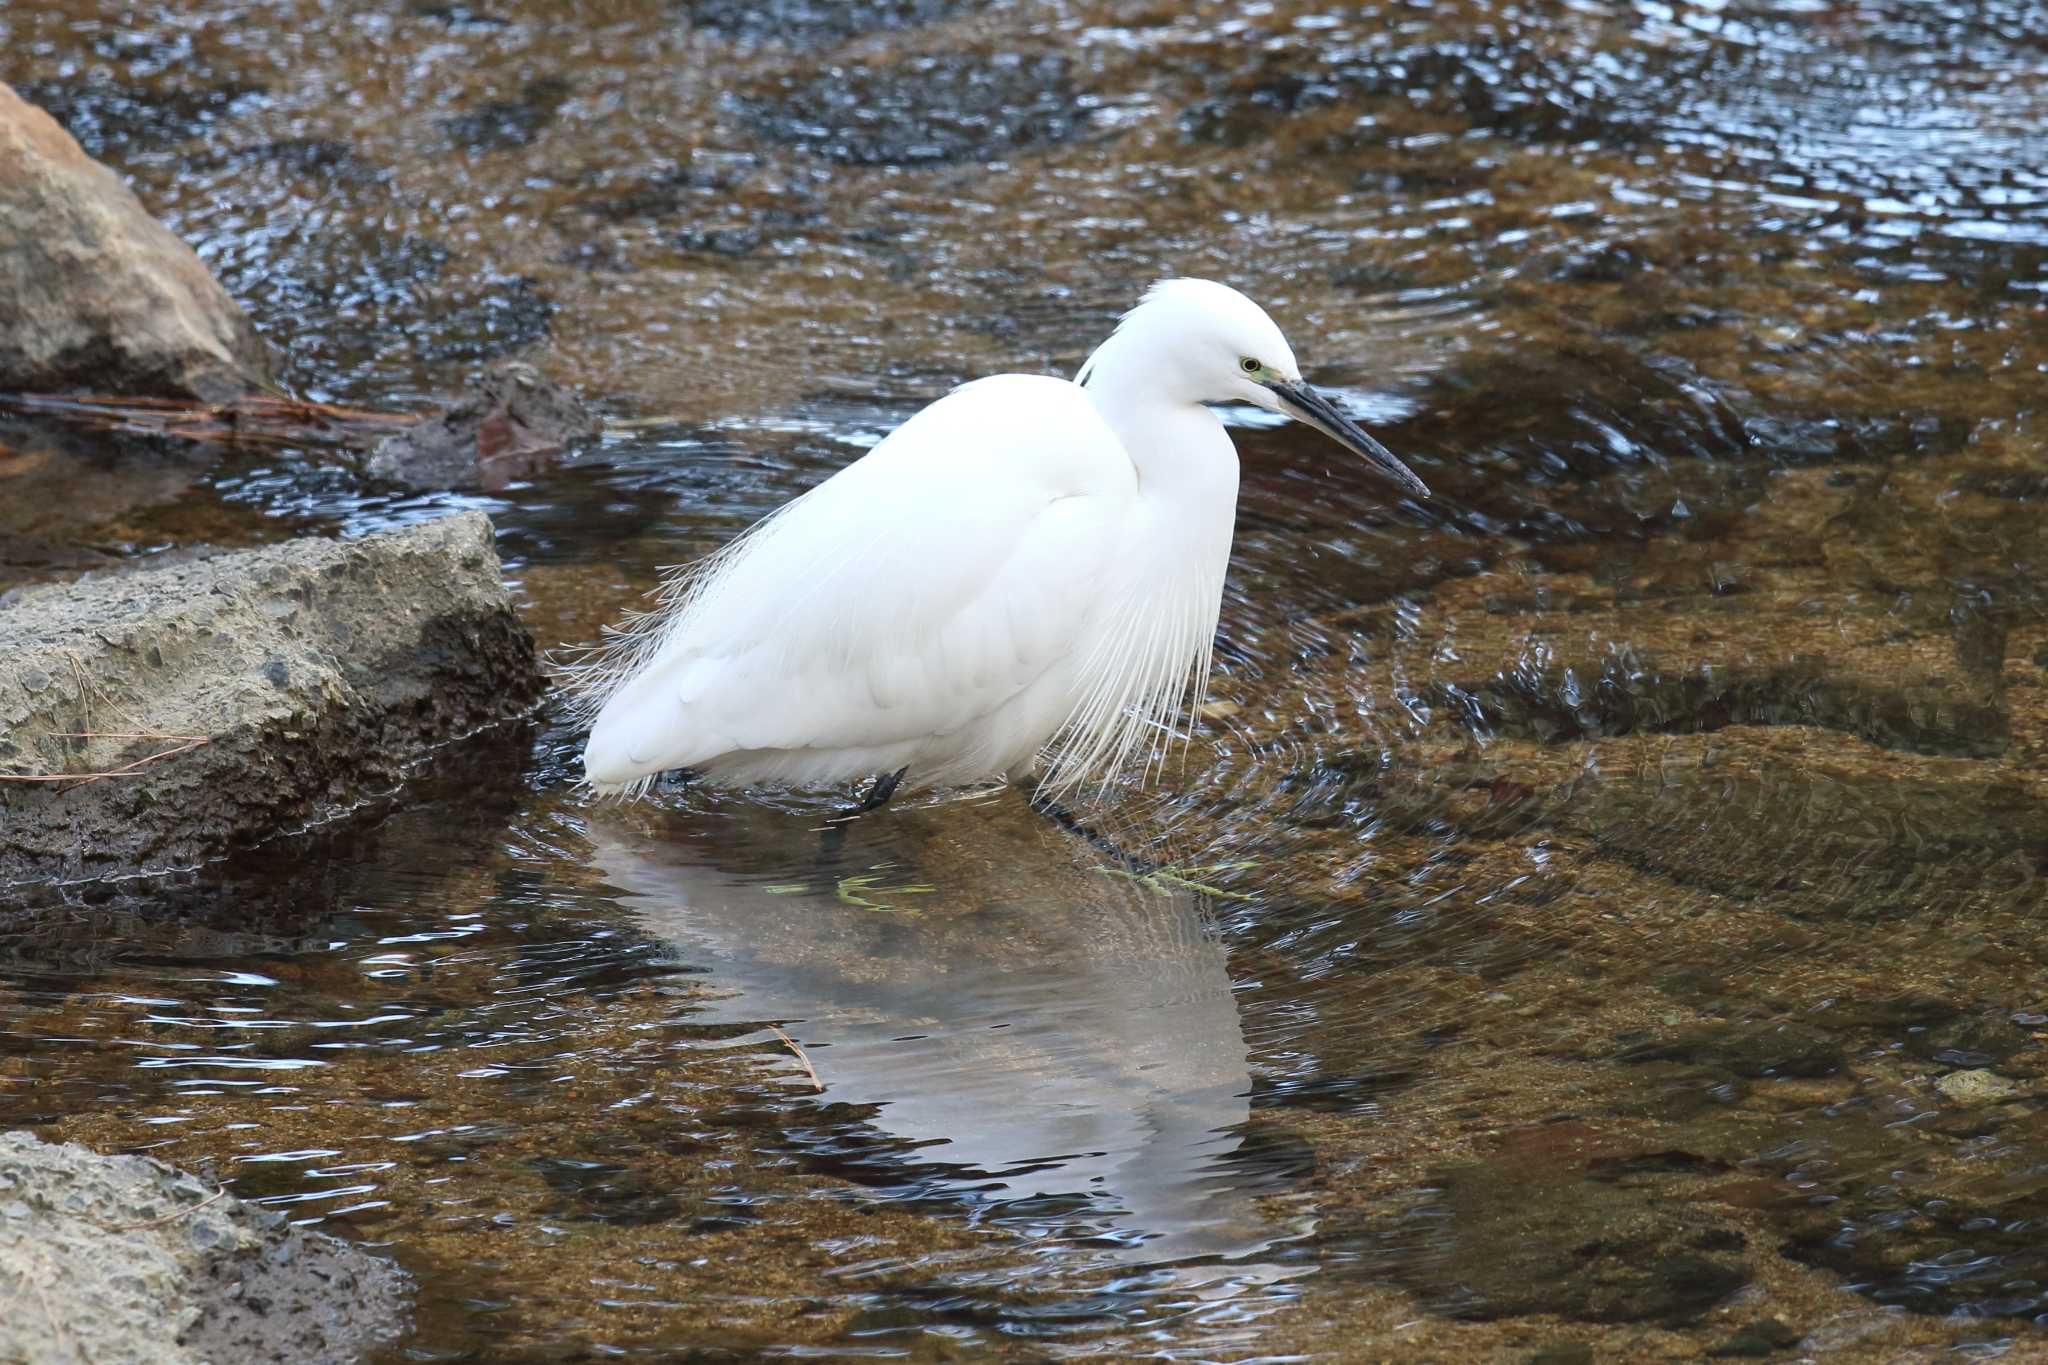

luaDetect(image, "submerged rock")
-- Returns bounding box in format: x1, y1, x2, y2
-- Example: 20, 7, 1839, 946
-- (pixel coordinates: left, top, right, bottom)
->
1709, 1318, 1800, 1357
0, 1130, 406, 1364
1935, 1068, 2021, 1106
367, 363, 599, 490
0, 82, 271, 400
1369, 1130, 1749, 1327
0, 511, 539, 887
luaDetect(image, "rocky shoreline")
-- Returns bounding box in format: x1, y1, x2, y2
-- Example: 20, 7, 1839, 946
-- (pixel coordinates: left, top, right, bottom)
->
0, 1131, 407, 1365
0, 511, 540, 888
0, 79, 542, 1359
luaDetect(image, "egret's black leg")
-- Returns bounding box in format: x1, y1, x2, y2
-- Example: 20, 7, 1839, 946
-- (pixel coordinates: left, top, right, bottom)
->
1016, 778, 1157, 874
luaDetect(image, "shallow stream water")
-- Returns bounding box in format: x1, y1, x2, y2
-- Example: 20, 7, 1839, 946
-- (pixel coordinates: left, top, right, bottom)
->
4, 0, 2048, 1358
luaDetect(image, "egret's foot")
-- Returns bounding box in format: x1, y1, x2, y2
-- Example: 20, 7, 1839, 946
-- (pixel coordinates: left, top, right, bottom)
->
820, 767, 909, 850
826, 766, 908, 825
858, 766, 909, 812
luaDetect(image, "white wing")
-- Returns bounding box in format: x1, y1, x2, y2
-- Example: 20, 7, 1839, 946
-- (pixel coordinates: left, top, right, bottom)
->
569, 376, 1136, 793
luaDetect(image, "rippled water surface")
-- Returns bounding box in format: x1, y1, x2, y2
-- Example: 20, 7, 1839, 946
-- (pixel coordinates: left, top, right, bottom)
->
4, 0, 2048, 1358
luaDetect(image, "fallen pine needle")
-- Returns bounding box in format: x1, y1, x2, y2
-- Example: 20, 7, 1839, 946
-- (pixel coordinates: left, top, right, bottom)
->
0, 731, 212, 788
769, 1025, 824, 1093
95, 1185, 230, 1234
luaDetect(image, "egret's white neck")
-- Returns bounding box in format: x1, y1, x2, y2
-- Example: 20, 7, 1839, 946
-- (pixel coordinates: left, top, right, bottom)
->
1078, 346, 1237, 501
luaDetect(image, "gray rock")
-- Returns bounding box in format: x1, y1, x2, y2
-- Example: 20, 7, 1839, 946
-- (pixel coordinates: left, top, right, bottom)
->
0, 82, 272, 399
0, 510, 539, 886
0, 1130, 406, 1365
368, 362, 598, 491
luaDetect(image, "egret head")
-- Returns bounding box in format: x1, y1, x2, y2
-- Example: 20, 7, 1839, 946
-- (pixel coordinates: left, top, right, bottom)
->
1080, 277, 1430, 498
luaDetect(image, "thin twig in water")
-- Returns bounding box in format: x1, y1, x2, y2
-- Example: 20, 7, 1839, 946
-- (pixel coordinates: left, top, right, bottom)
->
769, 1025, 823, 1093
0, 391, 418, 453
96, 1185, 230, 1233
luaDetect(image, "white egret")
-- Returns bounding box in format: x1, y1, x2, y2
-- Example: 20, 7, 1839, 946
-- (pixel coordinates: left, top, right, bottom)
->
565, 278, 1429, 805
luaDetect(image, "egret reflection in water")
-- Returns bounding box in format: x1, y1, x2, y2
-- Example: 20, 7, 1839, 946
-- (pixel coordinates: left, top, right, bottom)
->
584, 794, 1301, 1272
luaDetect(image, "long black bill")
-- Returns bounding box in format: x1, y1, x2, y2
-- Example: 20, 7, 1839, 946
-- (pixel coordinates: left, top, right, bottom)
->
1265, 379, 1431, 498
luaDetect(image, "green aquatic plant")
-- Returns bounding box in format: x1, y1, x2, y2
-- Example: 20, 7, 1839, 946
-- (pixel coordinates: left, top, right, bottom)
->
1098, 859, 1258, 901
834, 864, 938, 912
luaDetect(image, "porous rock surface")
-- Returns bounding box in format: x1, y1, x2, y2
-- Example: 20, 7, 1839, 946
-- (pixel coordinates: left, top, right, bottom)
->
0, 511, 539, 886
0, 81, 271, 399
367, 361, 601, 491
0, 1130, 407, 1365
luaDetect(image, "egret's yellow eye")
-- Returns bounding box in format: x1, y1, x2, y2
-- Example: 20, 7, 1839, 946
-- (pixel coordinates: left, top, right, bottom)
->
1240, 357, 1260, 374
